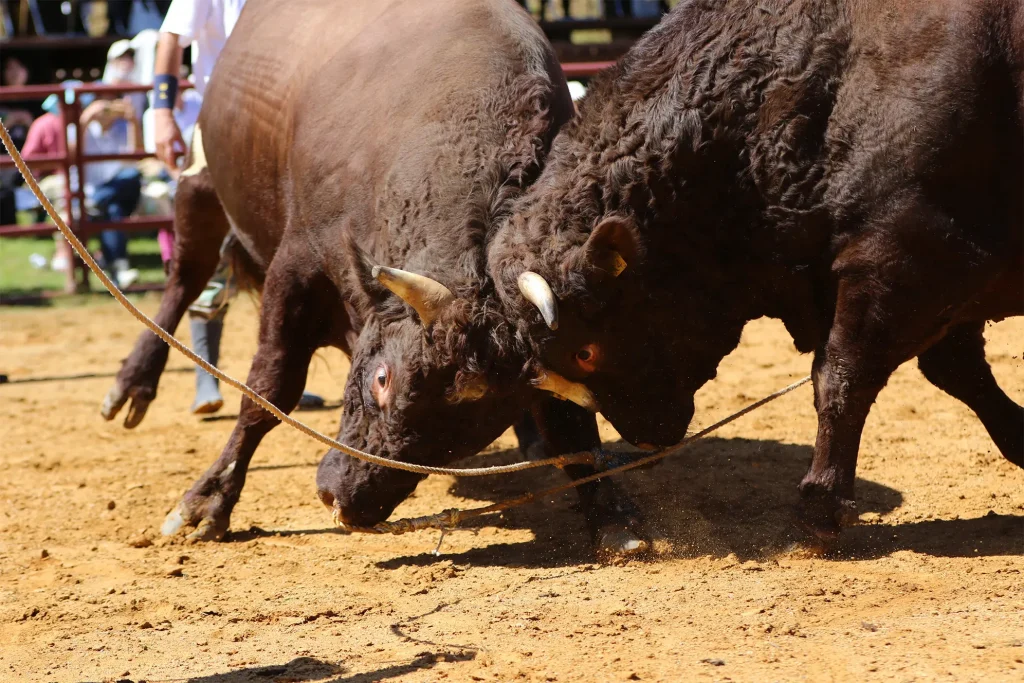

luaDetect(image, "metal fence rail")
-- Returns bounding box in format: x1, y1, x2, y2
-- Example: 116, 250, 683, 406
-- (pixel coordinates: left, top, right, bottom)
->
0, 81, 189, 292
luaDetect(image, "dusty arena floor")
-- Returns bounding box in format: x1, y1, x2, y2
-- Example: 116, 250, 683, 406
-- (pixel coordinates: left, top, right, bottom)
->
0, 296, 1021, 682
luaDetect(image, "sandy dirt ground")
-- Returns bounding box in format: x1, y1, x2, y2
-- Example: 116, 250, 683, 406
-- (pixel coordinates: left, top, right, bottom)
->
0, 295, 1021, 683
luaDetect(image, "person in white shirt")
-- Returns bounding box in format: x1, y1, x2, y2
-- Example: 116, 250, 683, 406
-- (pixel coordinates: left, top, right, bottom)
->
149, 0, 247, 415
151, 0, 245, 169
150, 0, 323, 414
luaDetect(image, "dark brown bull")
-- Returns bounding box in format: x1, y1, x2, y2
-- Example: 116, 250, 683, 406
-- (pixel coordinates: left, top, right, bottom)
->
101, 0, 647, 554
490, 0, 1024, 544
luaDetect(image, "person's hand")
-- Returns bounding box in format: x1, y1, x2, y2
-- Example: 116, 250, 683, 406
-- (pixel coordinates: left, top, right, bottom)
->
80, 99, 111, 126
99, 99, 133, 121
119, 97, 137, 122
153, 108, 185, 169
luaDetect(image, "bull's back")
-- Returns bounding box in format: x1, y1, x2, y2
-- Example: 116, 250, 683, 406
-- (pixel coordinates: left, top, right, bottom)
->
199, 0, 563, 270
199, 0, 406, 261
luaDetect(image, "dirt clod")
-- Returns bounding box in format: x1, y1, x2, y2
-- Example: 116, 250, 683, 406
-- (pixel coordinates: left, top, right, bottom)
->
128, 535, 153, 549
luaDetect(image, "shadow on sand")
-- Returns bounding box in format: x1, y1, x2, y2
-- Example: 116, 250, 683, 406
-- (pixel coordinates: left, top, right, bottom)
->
147, 653, 477, 683
373, 436, 1021, 570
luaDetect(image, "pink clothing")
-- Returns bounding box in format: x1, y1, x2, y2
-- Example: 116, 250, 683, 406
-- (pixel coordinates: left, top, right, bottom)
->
21, 113, 65, 159
158, 227, 175, 263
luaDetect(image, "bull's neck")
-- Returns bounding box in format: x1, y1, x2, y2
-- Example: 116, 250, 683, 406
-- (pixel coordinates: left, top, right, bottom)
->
608, 151, 826, 352
563, 0, 847, 348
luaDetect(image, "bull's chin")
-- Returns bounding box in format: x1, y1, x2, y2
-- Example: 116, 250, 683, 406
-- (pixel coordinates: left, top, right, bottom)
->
604, 411, 694, 453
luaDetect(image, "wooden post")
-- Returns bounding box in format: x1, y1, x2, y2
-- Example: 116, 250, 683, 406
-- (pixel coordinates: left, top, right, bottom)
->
58, 95, 80, 294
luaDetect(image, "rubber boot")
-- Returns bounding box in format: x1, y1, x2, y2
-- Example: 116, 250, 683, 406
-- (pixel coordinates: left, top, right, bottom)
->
190, 315, 225, 415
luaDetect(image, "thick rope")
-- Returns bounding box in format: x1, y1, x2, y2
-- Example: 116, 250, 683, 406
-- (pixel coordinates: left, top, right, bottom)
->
347, 375, 813, 535
0, 120, 597, 478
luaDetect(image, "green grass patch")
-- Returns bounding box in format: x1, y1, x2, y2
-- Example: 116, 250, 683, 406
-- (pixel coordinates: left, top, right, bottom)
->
0, 234, 166, 300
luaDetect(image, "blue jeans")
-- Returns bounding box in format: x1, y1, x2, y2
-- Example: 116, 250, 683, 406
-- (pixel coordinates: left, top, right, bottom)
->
93, 168, 142, 265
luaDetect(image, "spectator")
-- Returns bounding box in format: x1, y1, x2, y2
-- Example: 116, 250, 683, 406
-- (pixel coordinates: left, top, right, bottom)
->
80, 96, 143, 290
103, 40, 149, 119
1, 57, 39, 149
26, 83, 94, 275
152, 0, 323, 414
142, 86, 201, 263
1, 57, 41, 230
19, 83, 140, 288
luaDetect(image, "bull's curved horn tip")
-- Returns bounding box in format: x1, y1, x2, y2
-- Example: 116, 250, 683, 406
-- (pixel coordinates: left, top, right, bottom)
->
518, 271, 559, 330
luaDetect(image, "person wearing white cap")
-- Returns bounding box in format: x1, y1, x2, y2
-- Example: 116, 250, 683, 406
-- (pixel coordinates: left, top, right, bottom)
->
26, 82, 143, 290
149, 0, 323, 414
103, 39, 149, 118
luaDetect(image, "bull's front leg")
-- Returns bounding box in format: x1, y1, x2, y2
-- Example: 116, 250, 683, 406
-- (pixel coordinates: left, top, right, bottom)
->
162, 252, 332, 541
794, 211, 987, 545
531, 398, 649, 558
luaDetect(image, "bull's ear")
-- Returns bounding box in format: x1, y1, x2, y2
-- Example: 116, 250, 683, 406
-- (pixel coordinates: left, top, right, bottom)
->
341, 231, 390, 309
583, 216, 642, 277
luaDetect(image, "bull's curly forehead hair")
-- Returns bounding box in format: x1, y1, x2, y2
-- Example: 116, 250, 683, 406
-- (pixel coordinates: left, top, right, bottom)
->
487, 187, 613, 343
427, 292, 534, 393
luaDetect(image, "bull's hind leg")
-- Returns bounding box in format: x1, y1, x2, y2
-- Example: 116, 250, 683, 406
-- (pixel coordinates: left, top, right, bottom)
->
162, 248, 336, 541
918, 322, 1023, 468
531, 398, 649, 557
101, 168, 228, 427
513, 411, 545, 460
796, 201, 1000, 543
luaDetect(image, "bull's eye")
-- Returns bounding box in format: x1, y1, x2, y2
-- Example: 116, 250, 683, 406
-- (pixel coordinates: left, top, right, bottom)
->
371, 363, 391, 408
575, 344, 599, 373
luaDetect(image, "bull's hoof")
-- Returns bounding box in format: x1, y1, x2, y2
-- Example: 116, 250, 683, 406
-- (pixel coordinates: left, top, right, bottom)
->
596, 527, 649, 559
101, 383, 153, 429
794, 488, 857, 546
160, 506, 189, 536
161, 500, 230, 542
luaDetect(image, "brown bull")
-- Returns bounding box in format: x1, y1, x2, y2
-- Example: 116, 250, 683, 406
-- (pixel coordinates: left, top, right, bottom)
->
101, 0, 648, 554
490, 0, 1024, 545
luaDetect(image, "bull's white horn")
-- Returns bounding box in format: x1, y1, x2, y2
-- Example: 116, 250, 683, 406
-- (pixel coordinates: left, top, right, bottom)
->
372, 265, 455, 328
533, 370, 599, 412
518, 271, 558, 330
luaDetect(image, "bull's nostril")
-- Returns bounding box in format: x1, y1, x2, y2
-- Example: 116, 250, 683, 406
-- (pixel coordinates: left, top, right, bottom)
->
330, 503, 359, 529
317, 490, 335, 510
